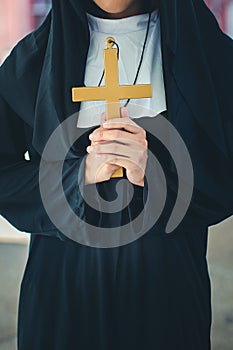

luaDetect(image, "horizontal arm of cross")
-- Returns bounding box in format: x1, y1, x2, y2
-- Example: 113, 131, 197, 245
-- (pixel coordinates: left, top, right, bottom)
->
72, 84, 152, 103
72, 86, 108, 102
117, 84, 152, 100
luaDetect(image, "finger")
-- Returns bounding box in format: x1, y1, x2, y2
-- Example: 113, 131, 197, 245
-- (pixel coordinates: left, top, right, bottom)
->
100, 107, 128, 125
86, 154, 121, 184
89, 125, 106, 141
90, 129, 146, 144
89, 153, 143, 173
100, 112, 107, 126
97, 163, 121, 181
107, 158, 145, 185
87, 140, 146, 160
111, 161, 145, 181
87, 153, 146, 186
87, 153, 126, 173
103, 118, 144, 135
120, 107, 129, 118
87, 143, 130, 157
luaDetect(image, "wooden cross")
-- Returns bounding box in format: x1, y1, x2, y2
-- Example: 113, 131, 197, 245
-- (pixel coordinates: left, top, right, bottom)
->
72, 37, 152, 178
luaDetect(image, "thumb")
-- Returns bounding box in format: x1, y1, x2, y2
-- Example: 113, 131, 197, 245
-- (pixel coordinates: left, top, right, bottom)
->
100, 112, 107, 125
121, 107, 129, 118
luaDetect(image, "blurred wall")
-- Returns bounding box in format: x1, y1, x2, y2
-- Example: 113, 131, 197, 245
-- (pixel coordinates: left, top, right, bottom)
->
0, 1, 232, 65
0, 0, 51, 64
0, 0, 32, 63
227, 1, 233, 35
206, 0, 233, 33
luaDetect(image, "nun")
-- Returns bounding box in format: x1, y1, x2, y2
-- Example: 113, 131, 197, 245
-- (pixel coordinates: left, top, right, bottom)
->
0, 1, 232, 349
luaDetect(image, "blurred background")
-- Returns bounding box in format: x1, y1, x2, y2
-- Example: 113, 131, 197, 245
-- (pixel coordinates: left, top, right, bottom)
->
0, 1, 233, 349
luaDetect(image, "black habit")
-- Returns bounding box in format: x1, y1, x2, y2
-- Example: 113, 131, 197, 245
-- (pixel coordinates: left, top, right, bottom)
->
0, 0, 233, 349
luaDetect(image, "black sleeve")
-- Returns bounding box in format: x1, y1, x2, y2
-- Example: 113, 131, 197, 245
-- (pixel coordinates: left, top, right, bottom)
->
0, 96, 86, 239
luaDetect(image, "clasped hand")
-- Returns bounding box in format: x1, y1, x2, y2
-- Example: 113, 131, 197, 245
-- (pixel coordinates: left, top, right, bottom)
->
85, 107, 148, 187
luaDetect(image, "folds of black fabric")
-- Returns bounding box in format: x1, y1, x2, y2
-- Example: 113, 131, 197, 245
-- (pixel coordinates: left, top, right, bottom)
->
0, 0, 232, 236
0, 1, 232, 350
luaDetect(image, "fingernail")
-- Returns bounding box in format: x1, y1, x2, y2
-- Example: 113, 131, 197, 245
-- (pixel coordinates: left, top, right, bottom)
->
89, 133, 94, 140
87, 146, 93, 152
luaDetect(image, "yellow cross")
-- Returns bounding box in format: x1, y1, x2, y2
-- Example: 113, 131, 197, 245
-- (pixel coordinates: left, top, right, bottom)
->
72, 37, 152, 178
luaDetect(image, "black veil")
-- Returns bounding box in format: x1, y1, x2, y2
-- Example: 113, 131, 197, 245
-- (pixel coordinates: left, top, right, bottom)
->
0, 0, 232, 156
0, 0, 232, 234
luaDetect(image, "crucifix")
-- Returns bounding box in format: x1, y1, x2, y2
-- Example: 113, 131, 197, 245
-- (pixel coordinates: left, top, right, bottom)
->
72, 37, 152, 178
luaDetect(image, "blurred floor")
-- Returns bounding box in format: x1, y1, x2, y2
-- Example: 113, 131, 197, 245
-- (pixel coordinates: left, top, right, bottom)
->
0, 218, 232, 350
208, 218, 233, 350
0, 243, 28, 350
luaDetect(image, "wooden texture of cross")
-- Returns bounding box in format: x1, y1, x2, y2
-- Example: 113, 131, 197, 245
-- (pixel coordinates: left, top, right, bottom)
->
72, 37, 152, 178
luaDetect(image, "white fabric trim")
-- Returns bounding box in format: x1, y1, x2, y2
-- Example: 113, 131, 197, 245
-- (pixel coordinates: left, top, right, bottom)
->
77, 10, 167, 128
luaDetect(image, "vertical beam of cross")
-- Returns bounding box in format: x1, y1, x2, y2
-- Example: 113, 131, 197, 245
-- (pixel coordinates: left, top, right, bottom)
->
72, 37, 152, 178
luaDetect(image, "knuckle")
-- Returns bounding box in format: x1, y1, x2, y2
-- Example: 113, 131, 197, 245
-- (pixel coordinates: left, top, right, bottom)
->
138, 150, 148, 164
141, 129, 146, 138
105, 163, 113, 172
115, 130, 122, 139
140, 139, 148, 148
111, 157, 119, 163
112, 144, 118, 153
94, 145, 100, 153
94, 129, 103, 138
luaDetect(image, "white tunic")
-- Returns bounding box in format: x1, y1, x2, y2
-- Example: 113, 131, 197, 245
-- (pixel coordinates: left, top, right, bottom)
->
77, 10, 167, 128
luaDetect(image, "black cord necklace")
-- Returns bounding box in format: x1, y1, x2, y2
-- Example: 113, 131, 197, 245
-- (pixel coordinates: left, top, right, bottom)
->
95, 12, 152, 108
